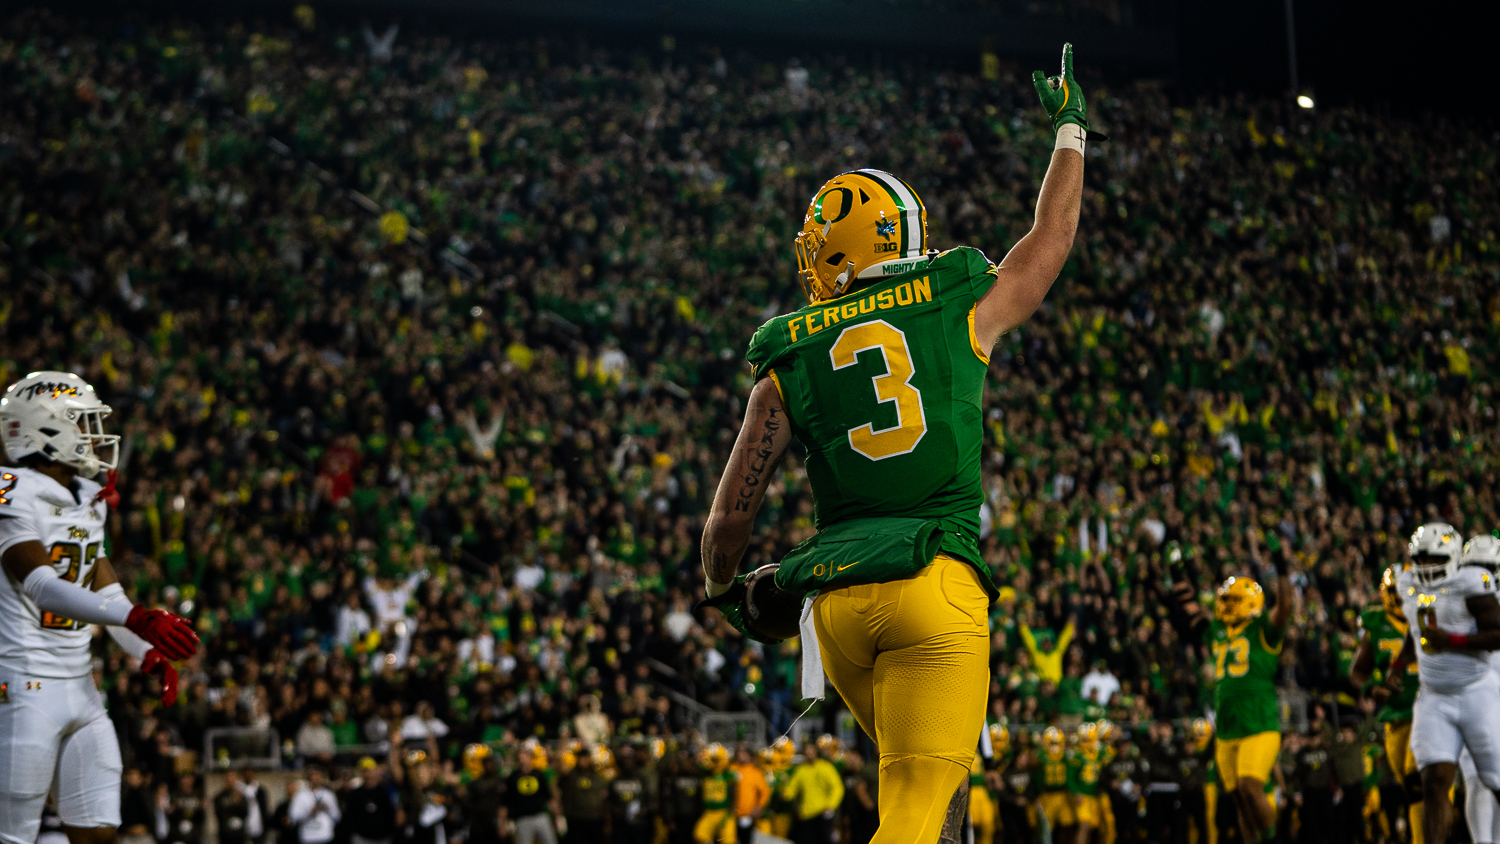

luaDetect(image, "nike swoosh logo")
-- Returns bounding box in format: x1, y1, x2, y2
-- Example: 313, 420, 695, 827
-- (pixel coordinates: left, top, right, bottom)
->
837, 561, 860, 572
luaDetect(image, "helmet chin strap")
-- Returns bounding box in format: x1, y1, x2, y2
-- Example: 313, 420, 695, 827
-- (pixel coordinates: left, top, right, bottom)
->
830, 261, 856, 297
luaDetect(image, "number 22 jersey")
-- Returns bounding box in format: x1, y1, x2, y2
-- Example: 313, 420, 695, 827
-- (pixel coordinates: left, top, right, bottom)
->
0, 466, 108, 679
745, 247, 998, 587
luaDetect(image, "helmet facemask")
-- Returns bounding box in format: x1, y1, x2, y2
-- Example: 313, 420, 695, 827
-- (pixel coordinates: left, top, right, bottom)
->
1410, 552, 1453, 586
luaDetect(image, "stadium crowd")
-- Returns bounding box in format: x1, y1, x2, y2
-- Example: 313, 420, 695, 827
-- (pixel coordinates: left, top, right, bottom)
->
1, 4, 1498, 842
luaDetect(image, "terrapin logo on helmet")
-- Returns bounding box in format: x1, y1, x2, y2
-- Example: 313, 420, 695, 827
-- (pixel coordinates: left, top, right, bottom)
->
1215, 576, 1265, 627
1380, 566, 1407, 631
1, 371, 120, 477
1461, 535, 1500, 576
1409, 522, 1462, 585
794, 169, 928, 305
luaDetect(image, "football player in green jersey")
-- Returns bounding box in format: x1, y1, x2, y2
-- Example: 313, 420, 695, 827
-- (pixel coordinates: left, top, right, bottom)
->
700, 43, 1092, 844
1350, 565, 1425, 844
1170, 533, 1293, 844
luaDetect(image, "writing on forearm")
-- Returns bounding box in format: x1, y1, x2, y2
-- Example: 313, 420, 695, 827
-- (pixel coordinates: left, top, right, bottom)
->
734, 406, 782, 512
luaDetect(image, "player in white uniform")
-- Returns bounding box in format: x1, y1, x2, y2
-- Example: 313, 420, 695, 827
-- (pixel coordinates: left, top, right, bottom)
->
1458, 535, 1500, 844
1389, 523, 1500, 844
0, 372, 199, 844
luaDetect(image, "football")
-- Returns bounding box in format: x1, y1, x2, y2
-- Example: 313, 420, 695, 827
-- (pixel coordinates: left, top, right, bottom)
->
743, 564, 804, 642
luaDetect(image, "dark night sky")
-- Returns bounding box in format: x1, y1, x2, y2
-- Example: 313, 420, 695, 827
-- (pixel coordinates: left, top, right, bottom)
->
1179, 0, 1496, 118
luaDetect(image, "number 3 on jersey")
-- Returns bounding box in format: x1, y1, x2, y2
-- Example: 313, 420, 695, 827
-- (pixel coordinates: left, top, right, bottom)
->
829, 320, 927, 461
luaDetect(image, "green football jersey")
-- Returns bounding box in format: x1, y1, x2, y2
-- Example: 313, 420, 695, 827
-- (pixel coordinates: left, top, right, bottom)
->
1066, 746, 1105, 797
1207, 614, 1283, 739
701, 770, 737, 811
745, 247, 998, 594
1039, 749, 1070, 794
1358, 606, 1417, 723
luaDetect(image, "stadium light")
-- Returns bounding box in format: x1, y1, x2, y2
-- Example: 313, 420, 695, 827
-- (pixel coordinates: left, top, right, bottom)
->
1297, 94, 1315, 109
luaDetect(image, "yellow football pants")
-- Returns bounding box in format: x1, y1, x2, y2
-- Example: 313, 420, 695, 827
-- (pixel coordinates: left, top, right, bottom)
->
1384, 720, 1425, 844
969, 783, 996, 844
813, 555, 991, 844
1216, 731, 1281, 790
693, 810, 735, 844
1100, 793, 1117, 844
1038, 792, 1076, 829
1204, 784, 1218, 844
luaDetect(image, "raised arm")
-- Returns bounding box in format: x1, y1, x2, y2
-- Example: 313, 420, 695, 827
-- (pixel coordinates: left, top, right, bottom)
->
973, 44, 1091, 349
701, 377, 794, 591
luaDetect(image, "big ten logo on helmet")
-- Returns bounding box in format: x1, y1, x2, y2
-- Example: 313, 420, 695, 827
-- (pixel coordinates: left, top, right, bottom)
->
787, 276, 933, 343
873, 242, 900, 254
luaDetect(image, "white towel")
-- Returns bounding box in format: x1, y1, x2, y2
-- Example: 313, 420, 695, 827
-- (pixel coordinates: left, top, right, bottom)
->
799, 595, 824, 701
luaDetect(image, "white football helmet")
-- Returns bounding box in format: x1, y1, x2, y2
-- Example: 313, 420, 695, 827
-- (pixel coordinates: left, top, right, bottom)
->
0, 371, 119, 477
1462, 535, 1500, 574
1408, 522, 1462, 585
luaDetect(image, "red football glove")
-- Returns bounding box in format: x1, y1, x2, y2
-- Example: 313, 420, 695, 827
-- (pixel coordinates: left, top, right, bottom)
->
125, 606, 199, 661
141, 649, 180, 706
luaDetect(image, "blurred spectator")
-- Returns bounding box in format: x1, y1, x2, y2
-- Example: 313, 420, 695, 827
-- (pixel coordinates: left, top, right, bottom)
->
214, 770, 252, 844
287, 768, 341, 844
573, 695, 612, 747
730, 745, 771, 841
781, 743, 843, 844
296, 711, 337, 764
1080, 660, 1121, 708
118, 767, 155, 844
345, 760, 400, 844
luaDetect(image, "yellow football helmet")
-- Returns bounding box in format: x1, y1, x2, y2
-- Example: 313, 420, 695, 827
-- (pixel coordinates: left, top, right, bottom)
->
591, 744, 616, 774
1096, 720, 1115, 744
462, 743, 492, 779
989, 723, 1010, 756
648, 737, 667, 761
771, 736, 795, 767
1381, 566, 1407, 631
816, 734, 841, 759
794, 169, 929, 305
1042, 726, 1066, 756
520, 738, 549, 770
699, 743, 730, 773
1077, 722, 1100, 749
1215, 576, 1264, 626
1191, 718, 1213, 751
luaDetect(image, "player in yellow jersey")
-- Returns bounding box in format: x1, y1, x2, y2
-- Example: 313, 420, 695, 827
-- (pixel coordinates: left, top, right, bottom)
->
1351, 565, 1425, 844
1037, 727, 1076, 839
700, 43, 1094, 844
1068, 722, 1111, 844
695, 744, 739, 844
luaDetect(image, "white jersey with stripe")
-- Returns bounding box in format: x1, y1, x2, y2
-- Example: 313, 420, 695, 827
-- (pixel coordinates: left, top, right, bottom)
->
1399, 564, 1497, 694
0, 467, 107, 679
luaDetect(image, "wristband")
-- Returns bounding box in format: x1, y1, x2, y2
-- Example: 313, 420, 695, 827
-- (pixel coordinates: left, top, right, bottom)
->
1055, 125, 1087, 156
705, 578, 734, 599
1449, 632, 1469, 648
